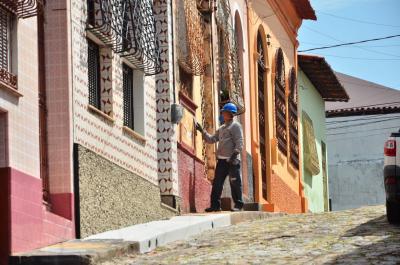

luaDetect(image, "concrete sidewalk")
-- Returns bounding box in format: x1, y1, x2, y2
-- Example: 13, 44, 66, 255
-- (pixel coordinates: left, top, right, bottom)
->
10, 211, 283, 265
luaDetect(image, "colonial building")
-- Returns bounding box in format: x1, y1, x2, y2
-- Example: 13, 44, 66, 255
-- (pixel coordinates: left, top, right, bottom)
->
246, 0, 316, 213
298, 54, 349, 213
44, 0, 180, 238
173, 0, 251, 212
0, 1, 75, 264
175, 0, 318, 214
326, 73, 400, 211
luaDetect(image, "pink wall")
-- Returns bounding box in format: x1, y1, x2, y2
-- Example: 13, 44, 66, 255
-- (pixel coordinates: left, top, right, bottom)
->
0, 167, 74, 261
178, 145, 212, 213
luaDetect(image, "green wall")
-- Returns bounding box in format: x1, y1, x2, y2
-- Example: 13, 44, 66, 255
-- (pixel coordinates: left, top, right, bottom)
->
298, 69, 328, 213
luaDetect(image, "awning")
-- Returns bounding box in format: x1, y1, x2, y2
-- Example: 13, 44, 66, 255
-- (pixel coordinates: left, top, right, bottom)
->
0, 0, 43, 18
302, 111, 320, 176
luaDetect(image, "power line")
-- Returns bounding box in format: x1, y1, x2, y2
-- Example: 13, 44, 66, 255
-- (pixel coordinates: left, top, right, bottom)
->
302, 41, 400, 48
316, 11, 400, 28
301, 26, 400, 58
299, 34, 400, 52
327, 126, 400, 136
326, 114, 400, 124
327, 116, 400, 130
314, 54, 400, 61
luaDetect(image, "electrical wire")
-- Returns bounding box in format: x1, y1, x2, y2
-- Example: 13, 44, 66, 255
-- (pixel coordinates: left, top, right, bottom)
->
316, 10, 400, 28
300, 26, 400, 59
313, 54, 400, 61
327, 126, 400, 136
326, 116, 400, 130
326, 114, 400, 124
299, 34, 400, 52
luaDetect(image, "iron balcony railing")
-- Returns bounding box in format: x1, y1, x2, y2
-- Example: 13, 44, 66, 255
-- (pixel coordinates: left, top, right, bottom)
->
0, 0, 43, 19
86, 0, 161, 75
0, 68, 17, 90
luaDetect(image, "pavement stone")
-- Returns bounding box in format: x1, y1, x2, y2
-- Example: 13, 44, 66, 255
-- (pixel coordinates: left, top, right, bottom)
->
98, 205, 400, 265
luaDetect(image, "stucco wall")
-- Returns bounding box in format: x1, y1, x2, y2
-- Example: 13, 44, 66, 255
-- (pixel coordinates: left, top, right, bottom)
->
247, 0, 302, 207
75, 144, 176, 238
327, 113, 399, 211
298, 69, 328, 213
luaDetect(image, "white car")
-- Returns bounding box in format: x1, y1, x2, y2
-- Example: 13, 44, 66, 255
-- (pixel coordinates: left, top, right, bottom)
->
384, 129, 400, 224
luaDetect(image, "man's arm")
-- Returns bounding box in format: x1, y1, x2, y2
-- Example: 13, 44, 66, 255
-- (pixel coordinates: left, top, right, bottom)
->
195, 122, 219, 144
231, 123, 243, 154
203, 128, 219, 144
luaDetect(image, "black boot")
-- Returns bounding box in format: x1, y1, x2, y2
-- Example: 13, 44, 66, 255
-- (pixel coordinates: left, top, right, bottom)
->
205, 207, 222, 212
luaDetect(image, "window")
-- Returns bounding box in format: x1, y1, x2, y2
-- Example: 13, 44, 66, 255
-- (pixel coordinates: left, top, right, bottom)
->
123, 63, 134, 130
288, 68, 299, 169
122, 62, 145, 136
87, 39, 101, 109
0, 7, 10, 71
257, 32, 268, 201
274, 48, 287, 155
0, 7, 17, 91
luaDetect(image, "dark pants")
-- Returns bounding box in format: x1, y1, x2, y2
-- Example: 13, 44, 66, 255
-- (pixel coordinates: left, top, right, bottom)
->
210, 159, 244, 209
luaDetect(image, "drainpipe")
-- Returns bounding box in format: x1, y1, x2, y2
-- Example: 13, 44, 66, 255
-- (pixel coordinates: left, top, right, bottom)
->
38, 4, 50, 206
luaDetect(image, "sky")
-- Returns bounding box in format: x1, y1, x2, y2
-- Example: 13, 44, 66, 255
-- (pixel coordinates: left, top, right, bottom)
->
298, 0, 400, 90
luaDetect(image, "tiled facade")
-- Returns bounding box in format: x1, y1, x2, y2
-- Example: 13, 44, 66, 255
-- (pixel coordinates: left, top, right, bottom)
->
0, 5, 74, 264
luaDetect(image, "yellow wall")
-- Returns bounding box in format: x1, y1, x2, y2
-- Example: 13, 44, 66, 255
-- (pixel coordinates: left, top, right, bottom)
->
247, 0, 304, 207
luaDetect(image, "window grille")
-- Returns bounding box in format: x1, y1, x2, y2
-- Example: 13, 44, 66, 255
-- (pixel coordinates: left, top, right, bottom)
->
123, 63, 134, 130
257, 33, 268, 200
288, 68, 299, 169
215, 0, 244, 114
0, 0, 43, 19
86, 0, 161, 75
87, 39, 101, 109
179, 0, 206, 76
274, 48, 287, 155
0, 7, 9, 70
0, 7, 16, 90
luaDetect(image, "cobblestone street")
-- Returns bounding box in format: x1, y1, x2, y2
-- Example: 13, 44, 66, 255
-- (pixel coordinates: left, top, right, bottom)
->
99, 206, 400, 265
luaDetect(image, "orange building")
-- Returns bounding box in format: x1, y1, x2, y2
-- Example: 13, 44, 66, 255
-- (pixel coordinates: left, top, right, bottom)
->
247, 0, 316, 213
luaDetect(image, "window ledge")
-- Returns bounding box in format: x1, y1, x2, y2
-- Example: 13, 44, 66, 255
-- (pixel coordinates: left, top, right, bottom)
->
0, 80, 22, 98
87, 105, 115, 123
123, 126, 146, 144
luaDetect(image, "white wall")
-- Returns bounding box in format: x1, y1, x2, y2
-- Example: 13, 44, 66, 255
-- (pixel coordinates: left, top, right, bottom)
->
327, 113, 400, 210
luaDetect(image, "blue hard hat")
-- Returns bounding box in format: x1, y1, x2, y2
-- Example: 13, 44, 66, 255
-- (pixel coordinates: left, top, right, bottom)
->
221, 103, 238, 114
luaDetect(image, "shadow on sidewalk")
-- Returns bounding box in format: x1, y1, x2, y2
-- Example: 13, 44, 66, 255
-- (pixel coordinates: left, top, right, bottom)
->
325, 215, 400, 264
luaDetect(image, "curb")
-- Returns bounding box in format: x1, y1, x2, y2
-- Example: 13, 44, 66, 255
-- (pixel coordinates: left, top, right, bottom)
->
10, 211, 282, 265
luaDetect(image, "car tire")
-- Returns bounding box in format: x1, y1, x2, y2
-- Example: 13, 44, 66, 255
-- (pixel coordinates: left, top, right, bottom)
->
386, 200, 400, 224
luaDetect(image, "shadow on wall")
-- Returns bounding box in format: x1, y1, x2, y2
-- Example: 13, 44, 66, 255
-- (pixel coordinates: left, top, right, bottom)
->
325, 215, 400, 264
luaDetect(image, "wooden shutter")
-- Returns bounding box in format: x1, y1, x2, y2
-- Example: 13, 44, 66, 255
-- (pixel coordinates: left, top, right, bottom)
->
274, 48, 287, 155
0, 7, 9, 70
289, 68, 299, 169
123, 63, 134, 130
87, 39, 101, 109
257, 33, 268, 200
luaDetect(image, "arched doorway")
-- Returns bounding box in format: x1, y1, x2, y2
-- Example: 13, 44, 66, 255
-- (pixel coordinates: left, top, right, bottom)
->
256, 30, 269, 201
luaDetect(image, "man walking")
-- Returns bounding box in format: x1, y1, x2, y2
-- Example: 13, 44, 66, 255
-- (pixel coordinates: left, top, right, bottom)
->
196, 103, 244, 212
